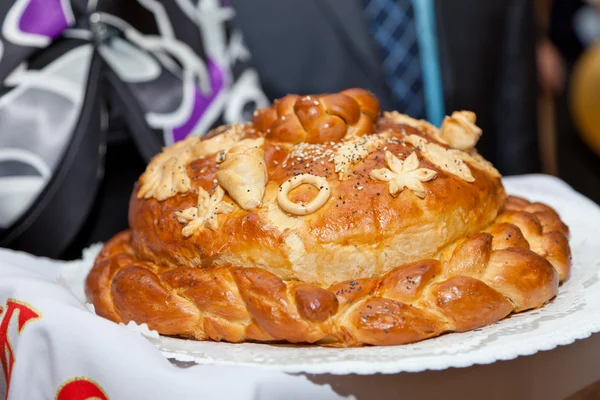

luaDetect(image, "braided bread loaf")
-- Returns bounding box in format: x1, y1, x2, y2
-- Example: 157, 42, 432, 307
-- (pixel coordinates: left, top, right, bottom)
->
252, 88, 380, 144
85, 89, 571, 346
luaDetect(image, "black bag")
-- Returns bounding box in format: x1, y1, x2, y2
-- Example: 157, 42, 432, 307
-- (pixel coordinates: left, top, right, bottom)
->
0, 0, 268, 258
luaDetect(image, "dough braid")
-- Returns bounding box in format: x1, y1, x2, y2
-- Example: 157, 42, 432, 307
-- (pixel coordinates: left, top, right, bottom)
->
85, 196, 570, 346
252, 88, 380, 144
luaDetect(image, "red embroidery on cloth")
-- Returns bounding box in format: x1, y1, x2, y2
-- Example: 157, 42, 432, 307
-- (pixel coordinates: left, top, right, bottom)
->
55, 377, 109, 400
0, 299, 42, 398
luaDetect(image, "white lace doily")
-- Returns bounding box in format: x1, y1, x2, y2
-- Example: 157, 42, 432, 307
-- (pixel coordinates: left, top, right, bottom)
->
67, 175, 600, 375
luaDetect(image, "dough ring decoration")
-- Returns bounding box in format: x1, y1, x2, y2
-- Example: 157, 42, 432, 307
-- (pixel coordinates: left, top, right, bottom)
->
86, 89, 571, 347
277, 174, 331, 215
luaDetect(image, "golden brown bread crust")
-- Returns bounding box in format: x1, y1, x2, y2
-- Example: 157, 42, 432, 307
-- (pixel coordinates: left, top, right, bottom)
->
85, 88, 572, 346
86, 195, 570, 346
126, 99, 507, 286
252, 88, 380, 144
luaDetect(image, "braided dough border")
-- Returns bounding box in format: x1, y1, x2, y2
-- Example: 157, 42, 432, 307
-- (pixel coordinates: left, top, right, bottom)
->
85, 196, 571, 347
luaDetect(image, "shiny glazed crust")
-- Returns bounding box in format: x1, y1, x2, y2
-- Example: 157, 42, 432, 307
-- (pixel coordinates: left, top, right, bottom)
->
86, 196, 570, 346
85, 89, 572, 346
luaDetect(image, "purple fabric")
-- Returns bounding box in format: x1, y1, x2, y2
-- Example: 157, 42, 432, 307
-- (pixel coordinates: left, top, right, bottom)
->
18, 0, 70, 39
171, 59, 225, 142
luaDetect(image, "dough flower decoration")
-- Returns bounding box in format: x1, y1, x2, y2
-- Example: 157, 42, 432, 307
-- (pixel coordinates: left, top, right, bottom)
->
137, 137, 201, 201
370, 151, 437, 198
138, 124, 247, 201
175, 186, 234, 236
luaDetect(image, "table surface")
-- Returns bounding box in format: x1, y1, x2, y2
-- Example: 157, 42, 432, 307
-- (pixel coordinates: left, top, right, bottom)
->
568, 381, 600, 400
304, 332, 600, 400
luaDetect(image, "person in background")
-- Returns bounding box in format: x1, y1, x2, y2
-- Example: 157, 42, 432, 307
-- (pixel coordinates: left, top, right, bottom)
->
534, 0, 600, 204
230, 0, 542, 176
547, 0, 600, 204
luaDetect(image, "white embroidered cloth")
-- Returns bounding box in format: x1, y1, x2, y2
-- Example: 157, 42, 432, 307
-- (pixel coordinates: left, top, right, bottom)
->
0, 249, 347, 398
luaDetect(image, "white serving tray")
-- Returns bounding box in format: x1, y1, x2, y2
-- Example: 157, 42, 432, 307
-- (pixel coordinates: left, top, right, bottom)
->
62, 175, 600, 375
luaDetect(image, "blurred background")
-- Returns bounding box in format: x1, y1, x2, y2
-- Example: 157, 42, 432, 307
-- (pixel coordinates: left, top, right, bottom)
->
0, 0, 599, 259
